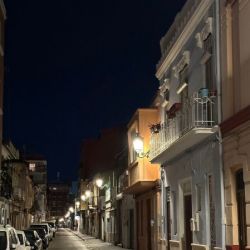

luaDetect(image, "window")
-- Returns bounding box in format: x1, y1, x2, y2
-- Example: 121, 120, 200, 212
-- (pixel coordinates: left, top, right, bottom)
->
204, 35, 214, 90
0, 231, 7, 249
17, 234, 24, 245
29, 163, 36, 172
172, 191, 177, 235
196, 184, 202, 212
130, 129, 137, 163
177, 65, 188, 95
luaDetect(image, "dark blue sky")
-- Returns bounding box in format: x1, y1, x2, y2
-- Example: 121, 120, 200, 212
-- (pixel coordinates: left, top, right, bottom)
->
3, 0, 186, 181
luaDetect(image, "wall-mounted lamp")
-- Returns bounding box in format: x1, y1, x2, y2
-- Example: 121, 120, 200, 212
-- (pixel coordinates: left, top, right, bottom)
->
85, 190, 91, 198
133, 133, 149, 158
96, 178, 103, 188
75, 201, 80, 208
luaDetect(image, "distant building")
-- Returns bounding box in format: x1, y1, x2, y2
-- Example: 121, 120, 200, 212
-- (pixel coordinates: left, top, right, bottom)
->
79, 126, 128, 243
24, 155, 47, 222
1, 141, 34, 229
47, 181, 71, 220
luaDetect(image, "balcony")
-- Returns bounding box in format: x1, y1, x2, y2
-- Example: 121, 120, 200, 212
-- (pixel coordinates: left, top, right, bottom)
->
124, 161, 159, 195
150, 92, 217, 163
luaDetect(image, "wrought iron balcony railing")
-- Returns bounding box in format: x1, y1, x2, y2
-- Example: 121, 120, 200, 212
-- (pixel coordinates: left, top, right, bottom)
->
150, 92, 217, 161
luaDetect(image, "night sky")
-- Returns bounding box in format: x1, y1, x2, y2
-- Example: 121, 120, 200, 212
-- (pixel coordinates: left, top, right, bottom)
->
3, 0, 186, 181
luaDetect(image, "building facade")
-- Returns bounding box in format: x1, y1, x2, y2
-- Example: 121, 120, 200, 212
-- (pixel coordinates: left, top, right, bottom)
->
25, 156, 47, 222
150, 1, 224, 250
220, 0, 250, 249
125, 108, 161, 250
47, 181, 71, 220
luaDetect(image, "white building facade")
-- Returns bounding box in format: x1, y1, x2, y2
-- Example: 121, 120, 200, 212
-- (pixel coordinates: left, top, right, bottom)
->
150, 1, 224, 250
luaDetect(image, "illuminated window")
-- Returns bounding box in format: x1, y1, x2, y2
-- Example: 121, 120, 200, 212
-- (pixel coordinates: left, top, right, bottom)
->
29, 163, 36, 171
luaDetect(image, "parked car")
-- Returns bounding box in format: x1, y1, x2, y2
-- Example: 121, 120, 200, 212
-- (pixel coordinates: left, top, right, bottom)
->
23, 230, 42, 250
0, 225, 22, 250
28, 228, 48, 250
16, 230, 31, 250
29, 224, 52, 241
42, 221, 56, 237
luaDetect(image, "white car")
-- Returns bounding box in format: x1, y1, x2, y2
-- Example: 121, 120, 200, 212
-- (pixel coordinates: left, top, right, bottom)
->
16, 230, 31, 250
29, 223, 52, 241
0, 225, 22, 250
42, 222, 56, 237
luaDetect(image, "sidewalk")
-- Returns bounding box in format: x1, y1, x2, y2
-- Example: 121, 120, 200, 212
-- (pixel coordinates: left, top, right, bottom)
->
69, 229, 131, 250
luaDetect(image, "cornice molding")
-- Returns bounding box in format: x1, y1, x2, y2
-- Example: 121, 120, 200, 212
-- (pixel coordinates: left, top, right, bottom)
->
159, 78, 169, 97
0, 0, 6, 20
156, 0, 213, 80
220, 105, 250, 137
195, 17, 213, 48
172, 51, 190, 79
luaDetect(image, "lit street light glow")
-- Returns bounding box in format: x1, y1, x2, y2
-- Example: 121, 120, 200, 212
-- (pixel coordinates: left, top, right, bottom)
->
96, 178, 103, 188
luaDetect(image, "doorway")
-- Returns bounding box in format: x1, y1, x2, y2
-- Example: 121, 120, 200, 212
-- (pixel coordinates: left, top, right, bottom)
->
236, 170, 246, 250
167, 200, 171, 250
129, 209, 134, 249
146, 199, 152, 250
184, 195, 192, 250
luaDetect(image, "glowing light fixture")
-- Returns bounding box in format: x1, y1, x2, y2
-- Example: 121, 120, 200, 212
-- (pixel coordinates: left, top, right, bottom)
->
96, 178, 103, 188
75, 201, 80, 208
132, 133, 149, 158
81, 195, 86, 201
69, 207, 74, 213
85, 190, 91, 198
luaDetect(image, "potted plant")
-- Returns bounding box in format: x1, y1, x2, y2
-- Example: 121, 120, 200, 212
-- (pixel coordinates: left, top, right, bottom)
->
149, 123, 161, 134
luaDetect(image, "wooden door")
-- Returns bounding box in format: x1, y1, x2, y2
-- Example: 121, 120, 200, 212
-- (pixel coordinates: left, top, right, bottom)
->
236, 170, 246, 250
184, 195, 192, 250
167, 200, 171, 250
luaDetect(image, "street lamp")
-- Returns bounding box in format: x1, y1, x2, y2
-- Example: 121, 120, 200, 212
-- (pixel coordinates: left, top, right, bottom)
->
96, 178, 103, 188
85, 190, 91, 198
81, 194, 86, 201
76, 201, 80, 208
133, 133, 149, 158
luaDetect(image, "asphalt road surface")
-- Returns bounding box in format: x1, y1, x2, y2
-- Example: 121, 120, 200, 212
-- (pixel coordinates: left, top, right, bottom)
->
48, 228, 127, 250
48, 228, 87, 250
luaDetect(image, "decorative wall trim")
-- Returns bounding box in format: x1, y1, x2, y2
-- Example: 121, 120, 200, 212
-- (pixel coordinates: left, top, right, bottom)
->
0, 0, 6, 19
159, 79, 169, 97
172, 51, 190, 79
195, 17, 213, 48
156, 0, 213, 80
220, 105, 250, 136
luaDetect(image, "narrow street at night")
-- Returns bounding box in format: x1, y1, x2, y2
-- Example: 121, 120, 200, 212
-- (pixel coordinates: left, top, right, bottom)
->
49, 228, 129, 250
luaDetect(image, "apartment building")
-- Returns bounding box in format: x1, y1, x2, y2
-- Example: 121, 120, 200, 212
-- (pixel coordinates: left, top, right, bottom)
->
150, 1, 224, 250
220, 0, 250, 249
125, 108, 161, 250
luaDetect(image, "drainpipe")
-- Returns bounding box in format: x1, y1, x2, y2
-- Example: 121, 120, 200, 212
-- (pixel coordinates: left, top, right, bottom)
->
215, 0, 226, 249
